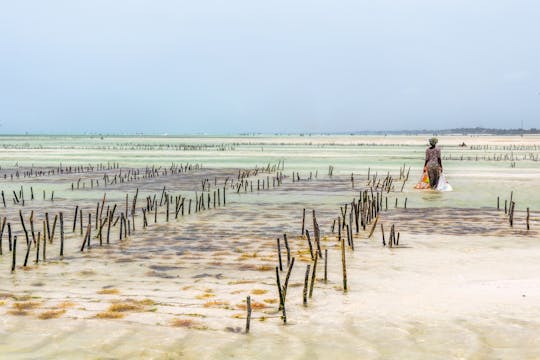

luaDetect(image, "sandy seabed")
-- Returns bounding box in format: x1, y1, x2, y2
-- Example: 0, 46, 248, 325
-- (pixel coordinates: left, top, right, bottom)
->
0, 135, 539, 359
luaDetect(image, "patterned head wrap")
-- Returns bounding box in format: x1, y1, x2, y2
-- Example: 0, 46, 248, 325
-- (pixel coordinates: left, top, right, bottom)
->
429, 137, 438, 146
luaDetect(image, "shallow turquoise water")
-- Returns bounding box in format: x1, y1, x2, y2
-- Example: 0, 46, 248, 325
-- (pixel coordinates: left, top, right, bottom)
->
0, 134, 538, 210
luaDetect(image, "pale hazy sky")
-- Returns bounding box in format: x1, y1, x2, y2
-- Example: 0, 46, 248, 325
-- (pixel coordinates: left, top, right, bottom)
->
0, 1, 539, 134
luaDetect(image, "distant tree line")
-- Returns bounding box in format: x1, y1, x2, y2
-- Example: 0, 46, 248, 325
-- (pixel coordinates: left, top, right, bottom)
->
242, 127, 540, 136
365, 127, 540, 135
290, 127, 540, 136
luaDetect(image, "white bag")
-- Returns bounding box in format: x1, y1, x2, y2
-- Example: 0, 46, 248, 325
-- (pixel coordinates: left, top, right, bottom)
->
436, 173, 453, 191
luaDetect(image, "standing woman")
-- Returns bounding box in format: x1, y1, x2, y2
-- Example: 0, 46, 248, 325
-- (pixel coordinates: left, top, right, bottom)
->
424, 137, 443, 189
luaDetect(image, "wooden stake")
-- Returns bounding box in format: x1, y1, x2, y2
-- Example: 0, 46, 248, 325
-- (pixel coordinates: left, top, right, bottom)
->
73, 205, 78, 232
7, 223, 11, 252
23, 235, 31, 267
79, 209, 83, 235
275, 267, 286, 323
19, 210, 30, 246
45, 212, 51, 241
346, 223, 351, 247
88, 213, 92, 248
341, 237, 347, 292
282, 257, 295, 301
35, 232, 40, 263
277, 238, 283, 271
29, 212, 36, 246
11, 236, 17, 272
367, 215, 379, 238
0, 217, 4, 255
95, 202, 100, 230
166, 194, 170, 222
42, 221, 47, 261
301, 208, 306, 236
119, 212, 124, 240
283, 233, 291, 267
50, 214, 57, 244
324, 249, 328, 283
60, 212, 64, 257
299, 263, 310, 308
245, 296, 252, 334
81, 224, 91, 252
309, 254, 318, 298
305, 229, 314, 260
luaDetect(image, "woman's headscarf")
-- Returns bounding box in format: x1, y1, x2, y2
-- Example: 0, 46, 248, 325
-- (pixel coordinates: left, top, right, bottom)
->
429, 137, 438, 147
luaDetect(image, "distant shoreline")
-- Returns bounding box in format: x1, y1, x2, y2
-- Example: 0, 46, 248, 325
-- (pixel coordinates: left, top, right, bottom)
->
0, 127, 538, 137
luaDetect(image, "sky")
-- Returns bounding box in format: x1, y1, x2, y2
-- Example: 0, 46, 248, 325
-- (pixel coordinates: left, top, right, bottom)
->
0, 0, 539, 134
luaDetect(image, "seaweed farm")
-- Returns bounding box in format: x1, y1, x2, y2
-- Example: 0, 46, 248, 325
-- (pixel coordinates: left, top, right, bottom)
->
0, 135, 539, 359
